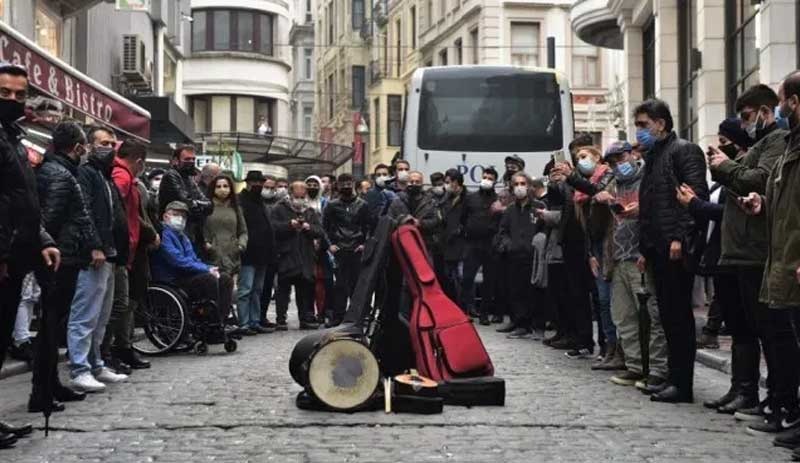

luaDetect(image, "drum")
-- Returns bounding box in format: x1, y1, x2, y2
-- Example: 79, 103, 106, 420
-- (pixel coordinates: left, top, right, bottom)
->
289, 327, 381, 411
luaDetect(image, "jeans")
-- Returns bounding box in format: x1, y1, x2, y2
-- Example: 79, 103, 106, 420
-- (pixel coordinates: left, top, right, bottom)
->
562, 243, 594, 349
13, 272, 40, 344
460, 241, 496, 316
611, 260, 668, 378
238, 265, 267, 328
592, 241, 616, 344
68, 263, 115, 377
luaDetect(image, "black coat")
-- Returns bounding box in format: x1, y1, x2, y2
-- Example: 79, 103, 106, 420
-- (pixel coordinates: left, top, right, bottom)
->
77, 160, 128, 264
36, 152, 102, 266
497, 199, 538, 259
158, 167, 213, 246
441, 189, 467, 262
463, 189, 499, 242
271, 199, 324, 280
687, 184, 725, 275
323, 196, 370, 251
388, 192, 443, 254
0, 123, 53, 263
639, 132, 709, 257
239, 188, 274, 265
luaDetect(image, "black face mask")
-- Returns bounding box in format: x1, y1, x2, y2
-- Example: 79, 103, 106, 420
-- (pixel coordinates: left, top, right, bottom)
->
719, 143, 739, 159
407, 185, 423, 197
250, 185, 263, 195
0, 98, 25, 125
308, 188, 320, 199
88, 146, 116, 176
339, 187, 353, 198
178, 161, 196, 175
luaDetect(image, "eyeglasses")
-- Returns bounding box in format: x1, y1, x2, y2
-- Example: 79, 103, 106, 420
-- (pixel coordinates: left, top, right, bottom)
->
0, 87, 27, 102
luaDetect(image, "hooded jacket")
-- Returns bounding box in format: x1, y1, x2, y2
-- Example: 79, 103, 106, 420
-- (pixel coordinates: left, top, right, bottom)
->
305, 175, 328, 214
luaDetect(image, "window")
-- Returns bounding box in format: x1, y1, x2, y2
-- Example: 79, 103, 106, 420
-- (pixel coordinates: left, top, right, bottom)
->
192, 97, 209, 133
470, 28, 479, 64
427, 0, 433, 29
571, 34, 599, 88
439, 48, 448, 66
303, 105, 313, 138
352, 66, 366, 109
35, 5, 61, 57
191, 95, 274, 134
396, 19, 402, 77
510, 22, 539, 66
725, 0, 760, 114
192, 9, 274, 55
455, 38, 463, 65
410, 6, 417, 49
306, 0, 313, 23
679, 0, 699, 141
328, 6, 334, 44
353, 0, 365, 30
192, 11, 207, 51
304, 48, 313, 79
388, 95, 402, 146
373, 97, 381, 149
643, 18, 656, 100
328, 74, 335, 120
440, 0, 446, 19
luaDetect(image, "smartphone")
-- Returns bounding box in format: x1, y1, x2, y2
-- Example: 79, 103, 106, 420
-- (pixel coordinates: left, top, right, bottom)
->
552, 150, 566, 164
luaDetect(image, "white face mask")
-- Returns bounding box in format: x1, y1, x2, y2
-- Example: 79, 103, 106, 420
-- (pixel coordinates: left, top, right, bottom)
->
375, 175, 389, 188
431, 185, 445, 196
276, 187, 288, 198
479, 179, 495, 191
513, 185, 528, 199
150, 179, 162, 191
261, 188, 277, 200
396, 170, 410, 182
166, 214, 186, 232
445, 183, 456, 193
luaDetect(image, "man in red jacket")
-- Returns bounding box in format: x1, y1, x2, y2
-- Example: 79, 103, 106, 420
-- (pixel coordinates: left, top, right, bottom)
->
103, 136, 150, 371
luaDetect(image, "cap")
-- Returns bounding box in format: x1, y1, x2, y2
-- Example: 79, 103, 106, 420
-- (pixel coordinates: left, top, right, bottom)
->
718, 117, 754, 149
245, 170, 266, 182
603, 141, 633, 160
504, 154, 525, 169
165, 201, 189, 213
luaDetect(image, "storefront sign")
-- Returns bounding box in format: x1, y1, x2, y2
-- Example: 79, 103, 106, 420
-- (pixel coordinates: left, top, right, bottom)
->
116, 0, 150, 12
0, 23, 150, 141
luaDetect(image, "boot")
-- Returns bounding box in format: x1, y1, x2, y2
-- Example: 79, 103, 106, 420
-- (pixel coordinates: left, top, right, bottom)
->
593, 342, 626, 371
717, 342, 761, 414
703, 342, 743, 409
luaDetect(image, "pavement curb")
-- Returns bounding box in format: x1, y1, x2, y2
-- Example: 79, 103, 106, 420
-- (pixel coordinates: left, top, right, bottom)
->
696, 349, 731, 375
0, 349, 67, 380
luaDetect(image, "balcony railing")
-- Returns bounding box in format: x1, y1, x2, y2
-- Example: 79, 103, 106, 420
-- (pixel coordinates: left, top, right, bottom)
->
369, 59, 384, 84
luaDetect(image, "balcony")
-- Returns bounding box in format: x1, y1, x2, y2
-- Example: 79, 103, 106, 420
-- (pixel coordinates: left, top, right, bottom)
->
570, 0, 623, 50
369, 59, 384, 85
360, 19, 373, 42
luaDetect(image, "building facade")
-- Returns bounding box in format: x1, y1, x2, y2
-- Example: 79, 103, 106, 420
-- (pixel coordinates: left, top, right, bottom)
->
572, 0, 800, 148
364, 0, 622, 171
184, 0, 293, 137
289, 0, 315, 140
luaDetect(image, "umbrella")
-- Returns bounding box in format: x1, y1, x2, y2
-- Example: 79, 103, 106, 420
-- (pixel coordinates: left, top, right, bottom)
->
34, 267, 58, 436
636, 272, 651, 376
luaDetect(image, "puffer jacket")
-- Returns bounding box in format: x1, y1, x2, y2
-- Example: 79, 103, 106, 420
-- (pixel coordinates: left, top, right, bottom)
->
388, 191, 443, 254
36, 151, 102, 266
157, 166, 213, 246
271, 198, 324, 280
77, 160, 123, 264
323, 195, 370, 251
639, 132, 709, 257
711, 125, 787, 267
463, 188, 499, 242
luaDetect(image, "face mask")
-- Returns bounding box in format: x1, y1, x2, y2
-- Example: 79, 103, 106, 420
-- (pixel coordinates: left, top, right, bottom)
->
479, 179, 495, 191
291, 197, 306, 209
577, 158, 596, 177
261, 188, 277, 200
0, 99, 25, 125
215, 185, 231, 199
307, 188, 319, 199
276, 187, 288, 198
250, 185, 263, 196
431, 186, 445, 196
89, 146, 116, 175
445, 183, 457, 193
719, 143, 739, 159
166, 214, 186, 232
179, 160, 196, 175
407, 184, 423, 196
614, 161, 635, 179
636, 128, 656, 151
150, 179, 162, 191
504, 168, 519, 182
513, 185, 528, 199
339, 187, 353, 198
396, 170, 410, 182
780, 98, 799, 129
375, 175, 389, 188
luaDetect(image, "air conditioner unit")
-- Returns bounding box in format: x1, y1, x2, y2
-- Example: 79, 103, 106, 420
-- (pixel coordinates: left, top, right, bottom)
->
122, 35, 151, 89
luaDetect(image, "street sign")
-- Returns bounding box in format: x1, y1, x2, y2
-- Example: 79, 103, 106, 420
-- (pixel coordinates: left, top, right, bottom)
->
116, 0, 150, 12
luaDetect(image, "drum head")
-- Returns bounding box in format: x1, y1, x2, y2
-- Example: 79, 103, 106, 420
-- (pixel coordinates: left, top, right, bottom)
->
307, 339, 380, 411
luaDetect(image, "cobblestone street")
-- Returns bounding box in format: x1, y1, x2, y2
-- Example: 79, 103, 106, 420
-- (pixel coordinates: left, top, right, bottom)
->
0, 315, 791, 463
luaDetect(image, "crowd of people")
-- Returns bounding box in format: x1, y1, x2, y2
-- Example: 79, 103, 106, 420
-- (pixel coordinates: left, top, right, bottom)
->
3, 57, 800, 456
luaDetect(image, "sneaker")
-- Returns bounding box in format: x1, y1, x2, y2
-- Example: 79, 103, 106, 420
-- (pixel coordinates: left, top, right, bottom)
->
260, 320, 277, 329
94, 367, 129, 384
69, 373, 106, 393
550, 337, 577, 350
507, 328, 533, 339
251, 325, 275, 334
735, 399, 773, 422
773, 427, 800, 449
565, 347, 593, 359
611, 370, 646, 386
747, 408, 800, 436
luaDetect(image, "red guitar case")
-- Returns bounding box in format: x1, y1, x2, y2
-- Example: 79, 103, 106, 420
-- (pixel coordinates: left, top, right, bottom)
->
391, 224, 494, 381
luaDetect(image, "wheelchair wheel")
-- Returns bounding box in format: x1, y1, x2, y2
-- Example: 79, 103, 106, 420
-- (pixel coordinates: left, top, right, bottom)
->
133, 285, 187, 355
224, 340, 238, 353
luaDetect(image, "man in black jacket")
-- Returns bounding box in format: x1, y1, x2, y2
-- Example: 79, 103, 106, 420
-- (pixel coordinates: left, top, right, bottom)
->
323, 173, 370, 327
272, 181, 324, 330
441, 169, 467, 304
388, 171, 442, 253
460, 168, 500, 324
32, 121, 106, 412
158, 145, 213, 249
259, 174, 280, 328
635, 99, 709, 403
0, 62, 61, 447
238, 171, 274, 335
66, 136, 130, 392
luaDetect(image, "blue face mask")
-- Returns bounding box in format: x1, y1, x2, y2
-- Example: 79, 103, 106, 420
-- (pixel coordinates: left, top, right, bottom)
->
776, 105, 790, 129
636, 128, 656, 151
615, 161, 635, 178
577, 158, 596, 177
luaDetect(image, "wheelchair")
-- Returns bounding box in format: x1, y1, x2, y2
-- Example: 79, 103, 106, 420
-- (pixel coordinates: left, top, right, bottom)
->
132, 283, 238, 356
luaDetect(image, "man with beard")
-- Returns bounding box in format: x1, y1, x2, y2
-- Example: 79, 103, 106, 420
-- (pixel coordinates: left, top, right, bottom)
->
158, 145, 213, 249
388, 171, 443, 255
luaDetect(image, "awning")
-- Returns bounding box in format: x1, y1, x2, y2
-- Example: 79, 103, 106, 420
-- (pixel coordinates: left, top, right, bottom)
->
0, 21, 151, 142
131, 96, 195, 145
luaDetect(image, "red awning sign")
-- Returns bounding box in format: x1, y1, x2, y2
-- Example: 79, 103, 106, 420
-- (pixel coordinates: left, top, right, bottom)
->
0, 22, 151, 141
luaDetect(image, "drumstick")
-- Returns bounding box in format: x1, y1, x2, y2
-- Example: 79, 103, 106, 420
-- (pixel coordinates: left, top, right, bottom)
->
384, 378, 392, 413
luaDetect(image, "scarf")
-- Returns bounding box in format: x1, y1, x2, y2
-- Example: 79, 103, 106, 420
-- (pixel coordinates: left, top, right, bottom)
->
573, 164, 610, 204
